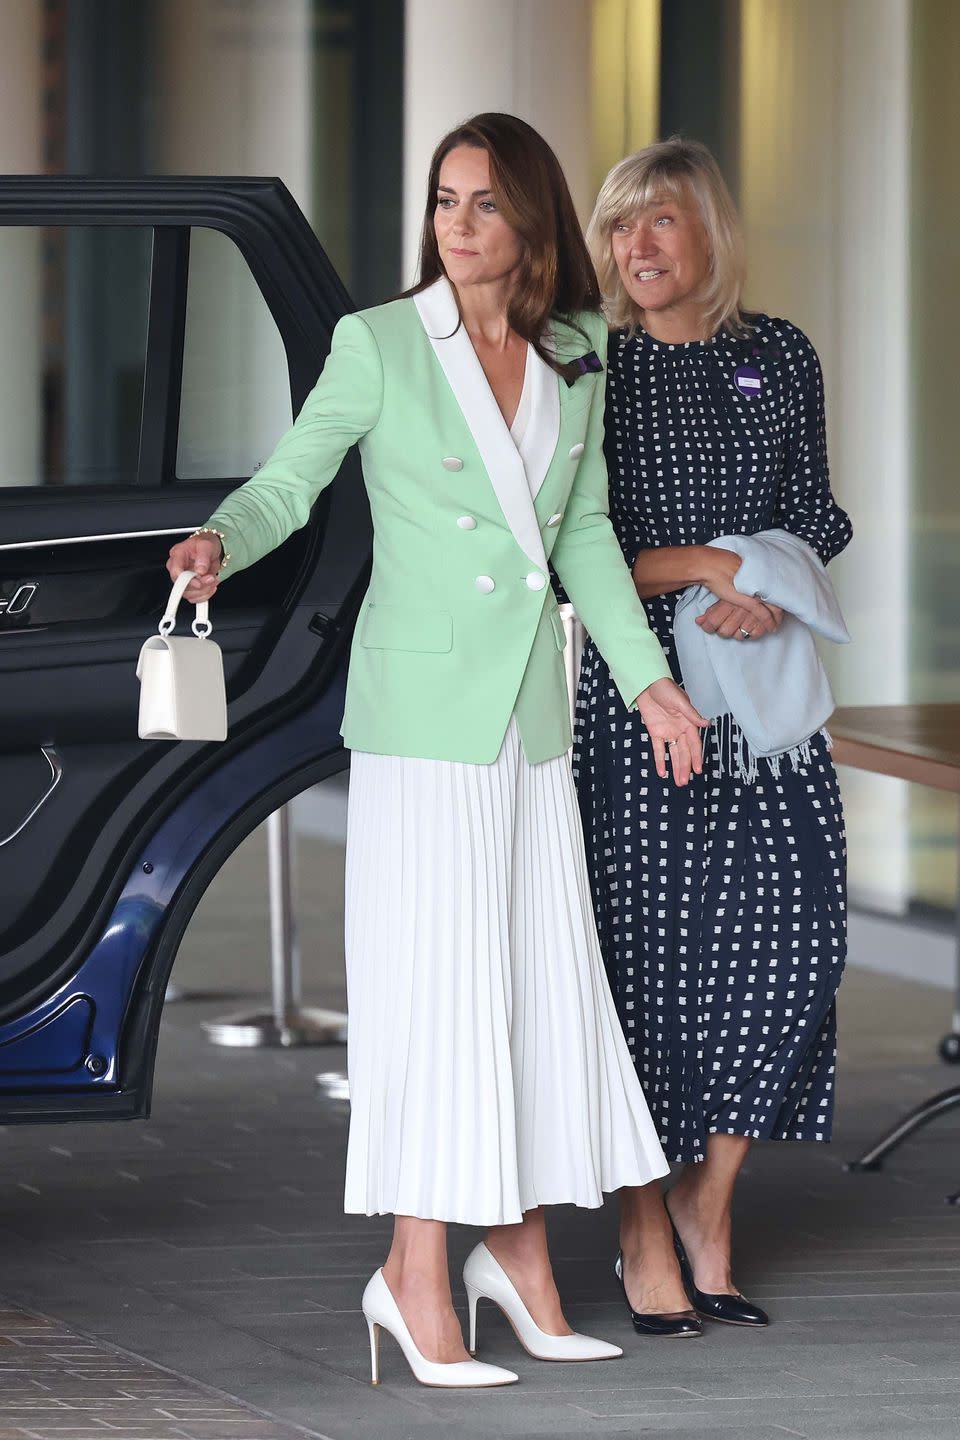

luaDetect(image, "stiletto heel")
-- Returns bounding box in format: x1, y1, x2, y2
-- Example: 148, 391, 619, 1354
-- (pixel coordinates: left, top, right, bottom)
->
367, 1316, 380, 1385
463, 1243, 622, 1362
361, 1269, 518, 1388
466, 1282, 481, 1354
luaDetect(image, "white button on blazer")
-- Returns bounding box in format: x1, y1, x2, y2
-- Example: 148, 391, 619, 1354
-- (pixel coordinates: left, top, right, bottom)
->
442, 456, 464, 472
475, 575, 495, 594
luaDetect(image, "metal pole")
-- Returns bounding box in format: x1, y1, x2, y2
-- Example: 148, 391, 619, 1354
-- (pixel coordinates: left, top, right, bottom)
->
203, 802, 348, 1049
954, 796, 960, 1035
937, 795, 960, 1061
268, 806, 300, 1037
561, 602, 585, 729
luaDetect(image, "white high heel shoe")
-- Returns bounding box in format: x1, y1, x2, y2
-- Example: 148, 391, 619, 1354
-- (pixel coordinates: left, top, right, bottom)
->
464, 1242, 623, 1362
361, 1269, 518, 1388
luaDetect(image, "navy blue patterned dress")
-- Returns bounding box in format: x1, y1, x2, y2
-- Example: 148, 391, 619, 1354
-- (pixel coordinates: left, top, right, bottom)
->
573, 317, 853, 1164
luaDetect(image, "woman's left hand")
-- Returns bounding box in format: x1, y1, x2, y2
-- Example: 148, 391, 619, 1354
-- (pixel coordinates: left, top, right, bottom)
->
635, 677, 708, 786
696, 599, 784, 639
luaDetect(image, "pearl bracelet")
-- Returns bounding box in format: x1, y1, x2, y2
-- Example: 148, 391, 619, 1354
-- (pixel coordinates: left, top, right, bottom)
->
192, 527, 231, 571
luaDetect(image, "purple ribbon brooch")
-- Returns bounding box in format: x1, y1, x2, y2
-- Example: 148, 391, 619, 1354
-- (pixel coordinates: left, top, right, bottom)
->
560, 350, 603, 387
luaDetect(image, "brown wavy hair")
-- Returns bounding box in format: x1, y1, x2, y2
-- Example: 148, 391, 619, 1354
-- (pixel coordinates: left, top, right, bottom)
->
406, 112, 600, 372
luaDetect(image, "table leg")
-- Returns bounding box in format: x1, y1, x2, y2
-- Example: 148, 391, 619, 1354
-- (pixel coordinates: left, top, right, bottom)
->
847, 1084, 960, 1171
937, 796, 960, 1062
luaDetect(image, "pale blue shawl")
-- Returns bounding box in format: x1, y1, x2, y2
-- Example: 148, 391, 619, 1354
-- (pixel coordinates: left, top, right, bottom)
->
673, 530, 851, 781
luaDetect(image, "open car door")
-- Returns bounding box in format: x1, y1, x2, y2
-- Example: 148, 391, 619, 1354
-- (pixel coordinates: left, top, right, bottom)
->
0, 177, 369, 1120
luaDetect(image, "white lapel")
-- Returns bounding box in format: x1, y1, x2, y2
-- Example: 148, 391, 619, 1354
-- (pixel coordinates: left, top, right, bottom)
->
413, 276, 548, 572
521, 341, 561, 502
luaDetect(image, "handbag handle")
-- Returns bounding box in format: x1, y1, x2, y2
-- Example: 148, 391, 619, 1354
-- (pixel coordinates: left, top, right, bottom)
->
158, 570, 213, 639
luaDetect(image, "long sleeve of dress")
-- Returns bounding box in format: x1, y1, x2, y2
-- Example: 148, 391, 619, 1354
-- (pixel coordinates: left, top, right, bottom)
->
773, 323, 852, 565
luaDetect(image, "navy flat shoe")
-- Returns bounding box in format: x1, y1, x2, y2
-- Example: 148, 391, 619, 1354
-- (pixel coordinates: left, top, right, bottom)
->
614, 1251, 703, 1338
667, 1217, 770, 1328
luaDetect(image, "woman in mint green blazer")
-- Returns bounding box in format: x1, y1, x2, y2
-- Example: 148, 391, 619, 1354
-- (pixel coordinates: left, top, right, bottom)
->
168, 114, 705, 1390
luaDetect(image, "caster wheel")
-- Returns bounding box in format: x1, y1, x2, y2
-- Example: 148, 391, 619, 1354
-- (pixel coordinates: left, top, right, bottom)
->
939, 1033, 960, 1064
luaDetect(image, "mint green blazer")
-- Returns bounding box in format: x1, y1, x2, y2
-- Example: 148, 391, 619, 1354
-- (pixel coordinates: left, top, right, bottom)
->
204, 277, 669, 764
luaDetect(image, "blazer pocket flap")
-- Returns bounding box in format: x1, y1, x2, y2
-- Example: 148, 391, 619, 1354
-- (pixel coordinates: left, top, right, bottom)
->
360, 604, 453, 653
550, 607, 567, 651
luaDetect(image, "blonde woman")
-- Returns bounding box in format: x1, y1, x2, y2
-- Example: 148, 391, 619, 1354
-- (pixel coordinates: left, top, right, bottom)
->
574, 138, 852, 1332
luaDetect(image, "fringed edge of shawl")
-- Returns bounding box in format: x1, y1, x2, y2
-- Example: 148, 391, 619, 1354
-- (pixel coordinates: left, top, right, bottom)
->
710, 714, 831, 785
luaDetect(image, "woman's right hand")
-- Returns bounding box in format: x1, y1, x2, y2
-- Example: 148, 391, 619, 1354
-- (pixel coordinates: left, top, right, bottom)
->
166, 534, 223, 603
699, 546, 772, 625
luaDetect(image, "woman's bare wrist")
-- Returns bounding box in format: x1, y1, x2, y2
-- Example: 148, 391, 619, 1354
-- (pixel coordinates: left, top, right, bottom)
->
661, 544, 721, 588
632, 543, 719, 598
696, 544, 738, 590
686, 545, 715, 586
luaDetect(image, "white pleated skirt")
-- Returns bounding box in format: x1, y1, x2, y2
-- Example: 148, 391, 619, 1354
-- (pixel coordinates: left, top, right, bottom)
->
343, 716, 669, 1226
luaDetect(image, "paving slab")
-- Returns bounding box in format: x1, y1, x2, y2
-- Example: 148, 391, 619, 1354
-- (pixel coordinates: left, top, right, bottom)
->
0, 828, 957, 1439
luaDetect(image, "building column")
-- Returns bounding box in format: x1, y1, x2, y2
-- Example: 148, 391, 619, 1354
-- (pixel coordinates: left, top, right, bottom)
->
0, 0, 42, 488
590, 0, 660, 196
149, 0, 316, 474
402, 0, 593, 284
739, 0, 911, 912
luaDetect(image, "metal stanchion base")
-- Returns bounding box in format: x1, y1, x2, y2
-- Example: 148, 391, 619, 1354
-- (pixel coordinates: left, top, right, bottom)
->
846, 1083, 960, 1172
202, 1007, 347, 1049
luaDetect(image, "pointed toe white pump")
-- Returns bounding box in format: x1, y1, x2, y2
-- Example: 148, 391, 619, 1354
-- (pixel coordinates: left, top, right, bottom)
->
361, 1269, 519, 1388
463, 1243, 623, 1362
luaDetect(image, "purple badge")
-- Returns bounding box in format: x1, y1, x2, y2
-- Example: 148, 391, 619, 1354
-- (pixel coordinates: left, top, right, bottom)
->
734, 364, 762, 397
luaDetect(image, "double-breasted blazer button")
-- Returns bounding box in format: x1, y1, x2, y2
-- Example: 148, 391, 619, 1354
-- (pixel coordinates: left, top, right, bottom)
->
568, 443, 585, 460
457, 515, 477, 530
475, 575, 495, 594
525, 571, 547, 591
546, 512, 563, 527
442, 456, 464, 472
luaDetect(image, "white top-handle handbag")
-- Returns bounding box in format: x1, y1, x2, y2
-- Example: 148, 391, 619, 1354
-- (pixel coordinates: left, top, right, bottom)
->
136, 570, 228, 741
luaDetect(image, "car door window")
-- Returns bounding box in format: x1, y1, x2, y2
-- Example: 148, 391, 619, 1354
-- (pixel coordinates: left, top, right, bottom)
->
1, 222, 294, 493
177, 227, 293, 482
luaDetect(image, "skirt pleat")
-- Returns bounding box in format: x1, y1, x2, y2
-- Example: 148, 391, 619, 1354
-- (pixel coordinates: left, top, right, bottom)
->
343, 717, 669, 1226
